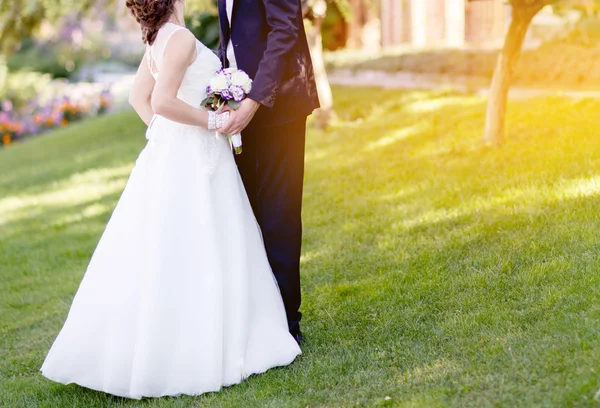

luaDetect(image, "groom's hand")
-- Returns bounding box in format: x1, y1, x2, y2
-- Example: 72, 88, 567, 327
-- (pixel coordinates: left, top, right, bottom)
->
218, 99, 260, 135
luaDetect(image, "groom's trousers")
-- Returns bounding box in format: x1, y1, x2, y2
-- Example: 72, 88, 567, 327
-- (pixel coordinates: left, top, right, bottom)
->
235, 118, 306, 336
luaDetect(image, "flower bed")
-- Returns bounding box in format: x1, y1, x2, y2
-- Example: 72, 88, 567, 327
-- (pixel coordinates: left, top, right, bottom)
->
0, 90, 112, 147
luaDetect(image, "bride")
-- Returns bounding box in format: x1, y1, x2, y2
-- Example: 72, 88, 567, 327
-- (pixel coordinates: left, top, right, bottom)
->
40, 0, 301, 399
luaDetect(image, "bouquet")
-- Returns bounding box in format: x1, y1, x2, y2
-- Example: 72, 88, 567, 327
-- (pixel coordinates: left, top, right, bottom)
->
202, 68, 253, 155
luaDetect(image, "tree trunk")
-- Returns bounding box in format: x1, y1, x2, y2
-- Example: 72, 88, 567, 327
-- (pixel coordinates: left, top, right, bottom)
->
483, 8, 538, 146
346, 0, 365, 48
305, 0, 336, 129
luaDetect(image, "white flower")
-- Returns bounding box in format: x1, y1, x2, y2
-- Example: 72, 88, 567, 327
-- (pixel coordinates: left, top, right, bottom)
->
231, 71, 253, 93
209, 73, 229, 92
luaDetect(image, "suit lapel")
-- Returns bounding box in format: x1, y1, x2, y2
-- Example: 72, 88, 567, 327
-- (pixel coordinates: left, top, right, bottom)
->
231, 0, 239, 26
217, 0, 230, 45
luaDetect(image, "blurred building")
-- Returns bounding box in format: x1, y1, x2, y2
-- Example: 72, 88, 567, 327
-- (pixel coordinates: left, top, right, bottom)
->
381, 0, 510, 48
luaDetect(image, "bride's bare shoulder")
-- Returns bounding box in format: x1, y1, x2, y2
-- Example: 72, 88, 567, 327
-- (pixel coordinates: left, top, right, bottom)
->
162, 28, 197, 60
163, 27, 196, 47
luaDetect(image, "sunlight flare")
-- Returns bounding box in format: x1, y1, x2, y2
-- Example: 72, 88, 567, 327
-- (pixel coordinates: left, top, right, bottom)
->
407, 96, 483, 114
365, 124, 424, 151
560, 176, 600, 199
0, 165, 132, 226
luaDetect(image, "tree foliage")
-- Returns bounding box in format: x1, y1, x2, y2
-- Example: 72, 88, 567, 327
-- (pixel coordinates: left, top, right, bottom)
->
553, 0, 600, 16
0, 0, 219, 54
0, 0, 112, 53
185, 0, 217, 14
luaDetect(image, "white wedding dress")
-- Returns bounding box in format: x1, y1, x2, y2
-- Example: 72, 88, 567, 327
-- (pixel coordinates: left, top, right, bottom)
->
40, 23, 301, 399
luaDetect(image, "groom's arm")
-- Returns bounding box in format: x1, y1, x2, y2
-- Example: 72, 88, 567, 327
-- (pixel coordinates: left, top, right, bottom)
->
248, 0, 301, 108
219, 0, 301, 135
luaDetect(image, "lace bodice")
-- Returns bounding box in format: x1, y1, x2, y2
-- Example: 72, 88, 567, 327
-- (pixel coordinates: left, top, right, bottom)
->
145, 23, 226, 175
147, 23, 221, 108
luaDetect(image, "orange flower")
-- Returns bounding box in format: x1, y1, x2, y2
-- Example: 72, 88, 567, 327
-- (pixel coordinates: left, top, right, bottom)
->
3, 134, 11, 146
61, 119, 68, 127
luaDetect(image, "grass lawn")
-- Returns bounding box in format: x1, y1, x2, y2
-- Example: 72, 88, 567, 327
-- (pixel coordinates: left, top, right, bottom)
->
325, 42, 600, 91
2, 86, 600, 407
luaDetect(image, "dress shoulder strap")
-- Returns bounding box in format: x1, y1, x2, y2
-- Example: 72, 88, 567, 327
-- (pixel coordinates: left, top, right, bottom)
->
146, 46, 155, 76
148, 23, 188, 74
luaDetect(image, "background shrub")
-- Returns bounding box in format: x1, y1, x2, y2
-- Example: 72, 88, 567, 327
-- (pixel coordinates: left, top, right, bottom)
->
0, 61, 52, 108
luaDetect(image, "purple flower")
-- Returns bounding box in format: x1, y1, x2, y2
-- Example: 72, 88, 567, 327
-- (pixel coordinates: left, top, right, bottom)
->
231, 85, 245, 102
2, 100, 13, 112
26, 121, 40, 135
54, 111, 64, 126
220, 89, 233, 101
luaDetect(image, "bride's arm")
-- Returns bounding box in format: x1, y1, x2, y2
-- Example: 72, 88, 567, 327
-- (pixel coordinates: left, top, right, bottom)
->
151, 30, 210, 128
129, 50, 155, 125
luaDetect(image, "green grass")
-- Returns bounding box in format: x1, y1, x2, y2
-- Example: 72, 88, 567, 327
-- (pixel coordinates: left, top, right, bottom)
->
325, 41, 600, 90
3, 87, 600, 407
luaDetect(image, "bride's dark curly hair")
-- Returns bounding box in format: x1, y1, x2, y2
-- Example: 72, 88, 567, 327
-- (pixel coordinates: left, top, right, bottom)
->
125, 0, 178, 45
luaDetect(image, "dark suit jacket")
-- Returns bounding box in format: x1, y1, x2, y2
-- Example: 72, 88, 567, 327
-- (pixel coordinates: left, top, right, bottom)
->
217, 0, 320, 126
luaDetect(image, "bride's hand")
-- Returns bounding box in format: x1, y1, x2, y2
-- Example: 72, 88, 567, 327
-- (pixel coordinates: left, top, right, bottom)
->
215, 112, 231, 133
219, 104, 232, 114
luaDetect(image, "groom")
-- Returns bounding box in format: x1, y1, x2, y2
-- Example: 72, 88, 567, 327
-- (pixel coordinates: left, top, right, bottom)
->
216, 0, 319, 344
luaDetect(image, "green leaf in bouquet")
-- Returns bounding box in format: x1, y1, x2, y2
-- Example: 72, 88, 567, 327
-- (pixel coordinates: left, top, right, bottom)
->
200, 96, 214, 109
228, 100, 241, 110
